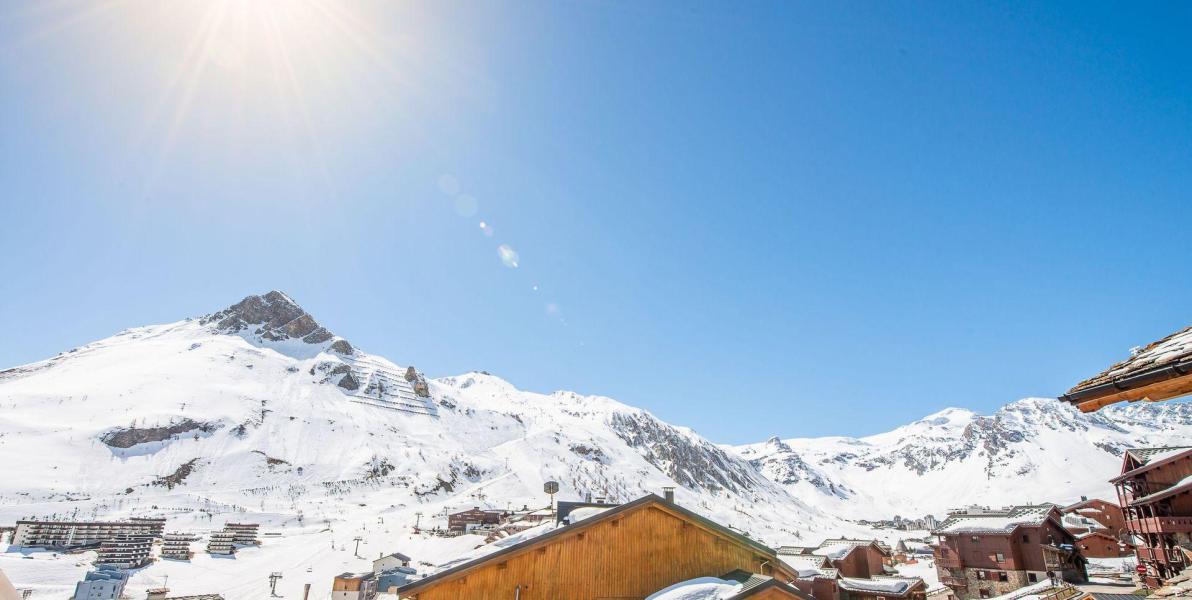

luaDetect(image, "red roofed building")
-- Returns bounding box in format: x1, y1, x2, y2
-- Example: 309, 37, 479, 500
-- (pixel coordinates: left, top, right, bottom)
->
1112, 446, 1192, 587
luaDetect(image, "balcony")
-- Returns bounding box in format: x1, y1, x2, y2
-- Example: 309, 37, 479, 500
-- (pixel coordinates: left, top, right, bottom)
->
1136, 547, 1190, 564
940, 577, 967, 588
935, 554, 962, 569
1126, 516, 1192, 533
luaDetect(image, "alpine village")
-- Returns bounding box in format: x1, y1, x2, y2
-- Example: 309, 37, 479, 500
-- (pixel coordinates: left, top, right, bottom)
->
2, 317, 1191, 600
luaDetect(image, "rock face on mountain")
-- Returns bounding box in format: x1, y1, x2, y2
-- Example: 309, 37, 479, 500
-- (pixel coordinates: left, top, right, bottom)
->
200, 290, 337, 345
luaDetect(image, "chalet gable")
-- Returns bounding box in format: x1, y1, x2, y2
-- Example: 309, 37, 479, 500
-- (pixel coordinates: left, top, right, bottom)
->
396, 494, 795, 598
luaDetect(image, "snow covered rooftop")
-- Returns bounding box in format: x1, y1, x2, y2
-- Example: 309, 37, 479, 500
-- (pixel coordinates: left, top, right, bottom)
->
1125, 446, 1192, 466
1067, 325, 1192, 394
645, 577, 743, 600
810, 539, 885, 560
934, 505, 1056, 534
838, 576, 922, 596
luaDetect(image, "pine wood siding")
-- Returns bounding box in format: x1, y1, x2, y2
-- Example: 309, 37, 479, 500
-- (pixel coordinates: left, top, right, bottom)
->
402, 501, 795, 600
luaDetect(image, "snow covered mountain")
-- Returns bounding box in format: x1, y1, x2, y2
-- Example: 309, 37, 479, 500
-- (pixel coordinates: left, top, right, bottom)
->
2, 289, 1187, 549
733, 399, 1192, 520
0, 291, 843, 546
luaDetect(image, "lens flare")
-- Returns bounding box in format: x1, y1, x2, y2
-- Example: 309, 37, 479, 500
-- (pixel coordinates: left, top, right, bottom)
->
497, 244, 519, 268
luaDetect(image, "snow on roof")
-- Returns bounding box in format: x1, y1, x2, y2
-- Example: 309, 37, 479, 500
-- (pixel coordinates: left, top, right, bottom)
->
1068, 325, 1192, 393
838, 577, 921, 596
979, 579, 1058, 600
812, 543, 856, 560
934, 505, 1055, 534
645, 577, 743, 600
780, 555, 832, 578
432, 521, 558, 572
1125, 446, 1192, 467
811, 539, 880, 560
564, 506, 612, 524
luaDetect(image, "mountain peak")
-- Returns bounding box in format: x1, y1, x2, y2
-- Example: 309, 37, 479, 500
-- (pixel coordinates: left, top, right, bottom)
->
200, 291, 341, 348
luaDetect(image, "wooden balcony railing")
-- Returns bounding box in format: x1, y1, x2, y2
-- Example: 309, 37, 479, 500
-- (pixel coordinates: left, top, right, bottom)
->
940, 577, 967, 588
1126, 516, 1192, 533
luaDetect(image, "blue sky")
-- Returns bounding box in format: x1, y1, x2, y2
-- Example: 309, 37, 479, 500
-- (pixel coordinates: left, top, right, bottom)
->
1, 2, 1190, 443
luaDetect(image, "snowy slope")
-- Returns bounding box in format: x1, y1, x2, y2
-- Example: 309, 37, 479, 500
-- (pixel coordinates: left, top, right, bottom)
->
733, 399, 1192, 520
0, 292, 850, 553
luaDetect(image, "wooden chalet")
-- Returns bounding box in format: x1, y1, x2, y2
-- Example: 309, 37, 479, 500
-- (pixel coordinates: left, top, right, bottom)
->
396, 494, 804, 600
810, 539, 890, 579
932, 505, 1086, 600
1111, 446, 1192, 587
778, 552, 841, 600
1073, 531, 1131, 559
1059, 325, 1192, 412
1058, 498, 1124, 536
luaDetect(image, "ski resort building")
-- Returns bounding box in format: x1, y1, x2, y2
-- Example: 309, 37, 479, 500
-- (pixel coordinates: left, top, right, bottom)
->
446, 507, 503, 533
332, 573, 378, 600
224, 523, 259, 545
206, 530, 236, 555
1059, 498, 1125, 536
161, 533, 195, 560
808, 539, 890, 578
395, 493, 805, 600
893, 540, 935, 564
13, 518, 163, 549
777, 552, 841, 600
1111, 446, 1192, 587
72, 567, 129, 600
932, 504, 1086, 600
1073, 531, 1131, 559
373, 552, 412, 573
95, 533, 153, 569
1059, 324, 1192, 412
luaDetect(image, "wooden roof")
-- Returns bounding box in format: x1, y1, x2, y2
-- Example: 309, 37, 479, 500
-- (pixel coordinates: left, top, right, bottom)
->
396, 494, 792, 596
1060, 325, 1192, 412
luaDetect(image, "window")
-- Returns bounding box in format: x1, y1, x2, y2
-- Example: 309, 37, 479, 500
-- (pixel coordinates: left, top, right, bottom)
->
979, 590, 991, 599
977, 571, 987, 580
971, 536, 980, 543
998, 573, 1009, 582
1022, 534, 1029, 543
995, 553, 1005, 562
1028, 573, 1038, 583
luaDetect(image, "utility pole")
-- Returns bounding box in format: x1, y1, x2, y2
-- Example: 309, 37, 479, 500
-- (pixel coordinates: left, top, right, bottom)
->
414, 512, 423, 532
353, 536, 363, 557
268, 572, 283, 597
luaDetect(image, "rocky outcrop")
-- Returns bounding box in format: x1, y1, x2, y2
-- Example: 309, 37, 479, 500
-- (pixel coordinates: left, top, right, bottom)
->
610, 411, 762, 494
102, 419, 217, 448
153, 459, 199, 489
201, 291, 338, 345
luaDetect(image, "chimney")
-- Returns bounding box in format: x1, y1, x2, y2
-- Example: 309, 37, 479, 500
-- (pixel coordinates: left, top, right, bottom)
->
1080, 496, 1087, 501
662, 487, 675, 503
